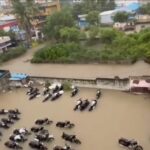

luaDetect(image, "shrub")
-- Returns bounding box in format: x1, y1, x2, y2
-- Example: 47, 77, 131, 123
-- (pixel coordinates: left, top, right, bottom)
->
63, 81, 71, 91
0, 45, 26, 63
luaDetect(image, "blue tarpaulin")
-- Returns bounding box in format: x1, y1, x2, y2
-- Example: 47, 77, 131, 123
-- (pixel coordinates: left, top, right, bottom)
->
10, 73, 29, 81
116, 3, 140, 13
127, 3, 140, 11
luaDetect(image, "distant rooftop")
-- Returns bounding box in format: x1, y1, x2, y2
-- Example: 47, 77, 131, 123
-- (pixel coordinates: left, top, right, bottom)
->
0, 70, 9, 78
0, 15, 15, 21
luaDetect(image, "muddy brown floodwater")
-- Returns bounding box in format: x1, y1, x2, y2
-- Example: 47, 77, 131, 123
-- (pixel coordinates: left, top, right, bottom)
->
0, 44, 150, 78
0, 88, 150, 150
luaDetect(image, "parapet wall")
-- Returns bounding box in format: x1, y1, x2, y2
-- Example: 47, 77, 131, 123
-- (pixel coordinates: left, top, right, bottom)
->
30, 76, 130, 91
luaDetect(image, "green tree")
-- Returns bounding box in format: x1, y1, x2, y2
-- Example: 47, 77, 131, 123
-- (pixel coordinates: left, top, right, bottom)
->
0, 30, 16, 41
105, 0, 116, 11
59, 27, 80, 42
100, 28, 119, 44
72, 0, 115, 19
0, 30, 8, 36
72, 3, 87, 18
44, 9, 74, 41
89, 26, 100, 39
138, 3, 150, 15
113, 12, 129, 23
12, 0, 39, 44
86, 11, 99, 26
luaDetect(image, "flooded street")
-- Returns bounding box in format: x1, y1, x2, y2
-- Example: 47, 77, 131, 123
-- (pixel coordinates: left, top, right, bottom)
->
0, 45, 150, 78
0, 88, 150, 150
0, 45, 150, 149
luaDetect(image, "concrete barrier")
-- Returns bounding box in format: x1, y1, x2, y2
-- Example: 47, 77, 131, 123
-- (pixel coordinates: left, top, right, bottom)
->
30, 76, 130, 91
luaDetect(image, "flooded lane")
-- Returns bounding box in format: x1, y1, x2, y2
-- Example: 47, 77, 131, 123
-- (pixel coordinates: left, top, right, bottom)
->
0, 88, 150, 150
0, 44, 150, 78
1, 60, 150, 79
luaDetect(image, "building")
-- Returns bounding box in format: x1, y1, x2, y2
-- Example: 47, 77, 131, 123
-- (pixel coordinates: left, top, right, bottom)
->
130, 76, 150, 93
0, 36, 11, 53
60, 0, 82, 6
100, 2, 140, 25
113, 22, 135, 31
0, 0, 11, 7
100, 10, 116, 25
73, 0, 83, 3
32, 0, 61, 30
135, 15, 150, 32
0, 0, 61, 37
115, 0, 149, 7
78, 14, 89, 29
35, 0, 53, 3
0, 15, 18, 32
0, 70, 10, 91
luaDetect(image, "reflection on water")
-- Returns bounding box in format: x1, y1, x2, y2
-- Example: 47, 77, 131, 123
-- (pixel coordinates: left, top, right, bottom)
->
0, 88, 150, 150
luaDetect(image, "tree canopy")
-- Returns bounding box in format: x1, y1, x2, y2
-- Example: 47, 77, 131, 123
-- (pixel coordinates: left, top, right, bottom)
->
12, 0, 39, 43
86, 11, 99, 26
59, 27, 80, 42
32, 28, 150, 64
72, 0, 116, 18
138, 3, 150, 15
113, 12, 129, 23
44, 9, 74, 41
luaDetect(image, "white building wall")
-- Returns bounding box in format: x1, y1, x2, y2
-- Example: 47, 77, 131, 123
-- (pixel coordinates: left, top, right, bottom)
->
115, 0, 139, 7
73, 0, 83, 3
115, 0, 150, 7
0, 0, 11, 6
35, 0, 52, 3
100, 10, 116, 24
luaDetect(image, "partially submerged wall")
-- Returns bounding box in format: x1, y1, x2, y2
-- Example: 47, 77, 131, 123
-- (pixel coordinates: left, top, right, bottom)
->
30, 76, 130, 91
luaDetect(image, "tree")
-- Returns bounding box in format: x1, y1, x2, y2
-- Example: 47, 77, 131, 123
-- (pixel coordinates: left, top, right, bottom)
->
72, 3, 87, 19
72, 0, 116, 19
100, 28, 119, 44
44, 9, 74, 41
86, 11, 99, 26
12, 0, 39, 44
138, 3, 150, 15
89, 26, 100, 40
113, 12, 129, 23
59, 27, 80, 42
105, 0, 116, 11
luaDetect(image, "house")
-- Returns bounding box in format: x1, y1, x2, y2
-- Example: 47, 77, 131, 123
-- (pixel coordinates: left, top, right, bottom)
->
135, 15, 150, 32
0, 15, 18, 32
129, 76, 150, 94
113, 22, 135, 31
60, 0, 82, 6
100, 2, 140, 25
0, 36, 11, 53
73, 0, 83, 4
0, 0, 61, 30
32, 0, 61, 30
115, 0, 149, 7
100, 10, 116, 25
0, 70, 10, 91
77, 14, 89, 29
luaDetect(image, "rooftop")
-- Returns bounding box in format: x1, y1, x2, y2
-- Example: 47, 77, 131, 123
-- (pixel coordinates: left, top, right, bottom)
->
0, 70, 9, 78
0, 36, 11, 44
